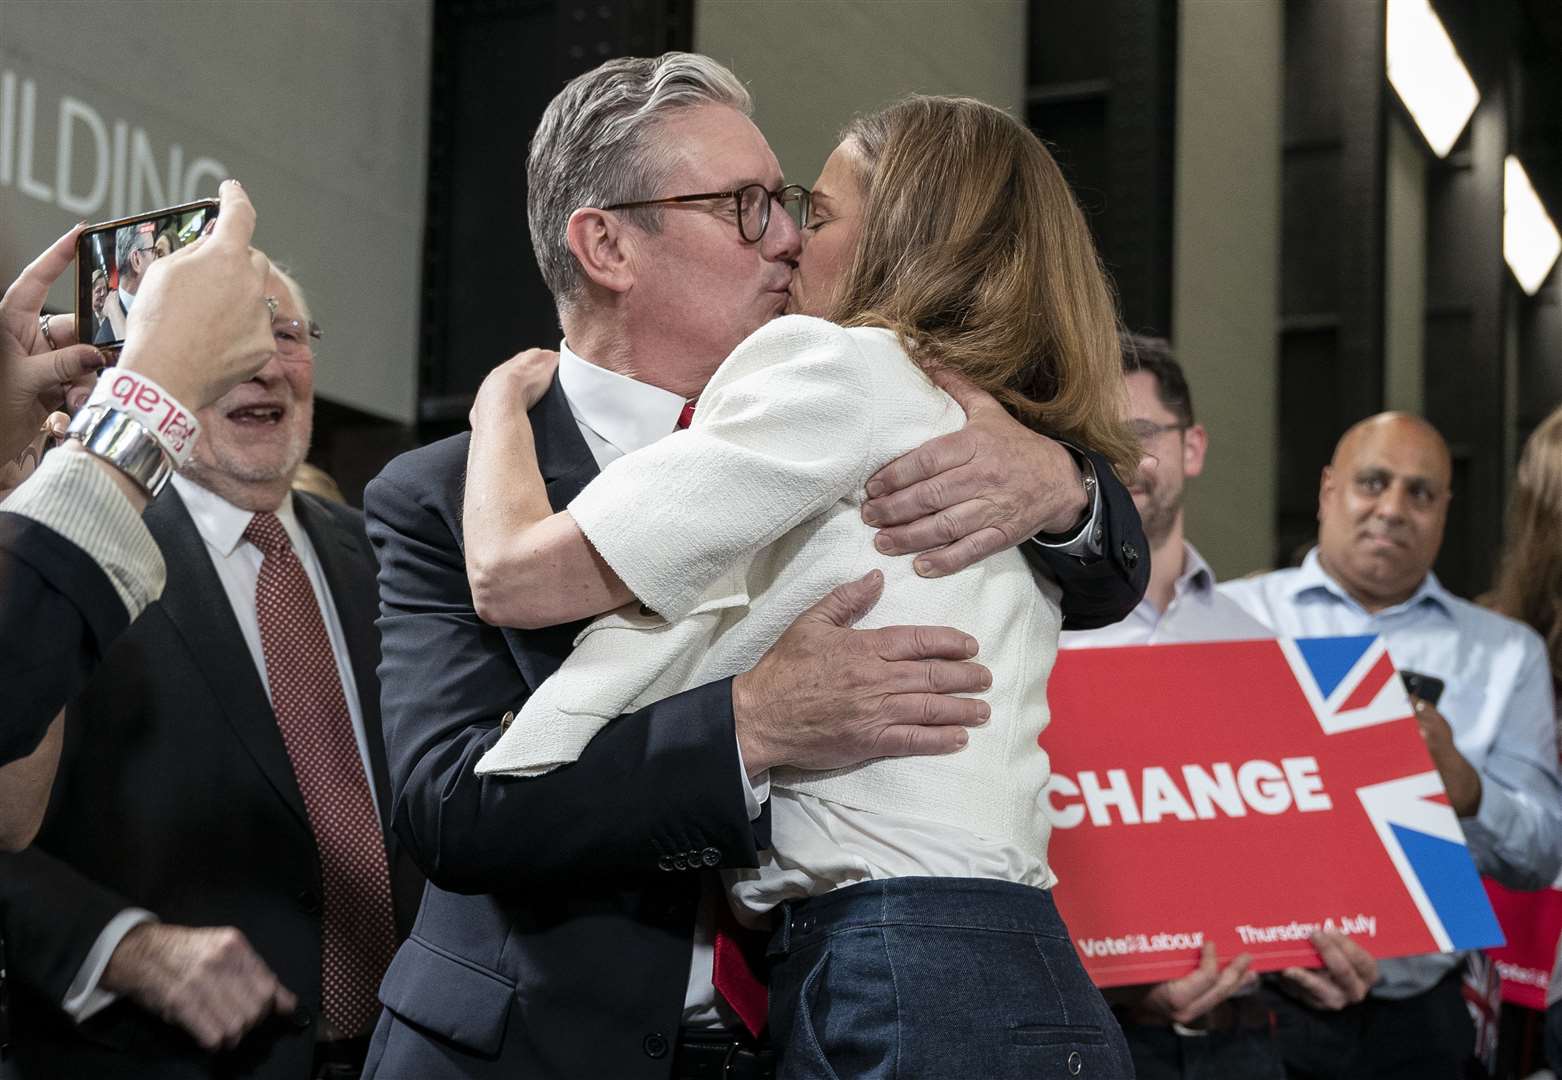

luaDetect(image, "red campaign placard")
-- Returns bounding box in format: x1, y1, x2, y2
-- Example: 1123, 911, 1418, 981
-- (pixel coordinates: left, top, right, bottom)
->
1042, 636, 1504, 987
1483, 880, 1562, 1009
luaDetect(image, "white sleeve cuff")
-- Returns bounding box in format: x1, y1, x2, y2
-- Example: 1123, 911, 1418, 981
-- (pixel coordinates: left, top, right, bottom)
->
62, 908, 157, 1023
1, 448, 165, 619
735, 732, 769, 822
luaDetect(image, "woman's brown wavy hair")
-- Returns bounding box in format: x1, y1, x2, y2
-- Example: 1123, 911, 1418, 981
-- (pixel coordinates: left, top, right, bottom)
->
1483, 405, 1562, 692
828, 94, 1139, 479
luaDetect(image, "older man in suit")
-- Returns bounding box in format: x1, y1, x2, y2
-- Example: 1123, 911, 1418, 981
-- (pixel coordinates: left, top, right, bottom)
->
0, 270, 419, 1080
363, 53, 1147, 1080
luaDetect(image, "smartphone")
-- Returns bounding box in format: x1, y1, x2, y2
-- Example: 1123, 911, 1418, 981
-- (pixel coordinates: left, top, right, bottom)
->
1399, 669, 1445, 707
75, 199, 219, 357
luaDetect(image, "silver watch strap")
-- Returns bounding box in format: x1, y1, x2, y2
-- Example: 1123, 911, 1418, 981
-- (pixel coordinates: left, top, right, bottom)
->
66, 404, 176, 497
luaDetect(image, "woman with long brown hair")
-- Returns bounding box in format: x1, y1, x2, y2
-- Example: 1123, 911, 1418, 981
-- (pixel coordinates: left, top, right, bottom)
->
1483, 405, 1562, 1074
1484, 406, 1562, 698
461, 95, 1136, 1077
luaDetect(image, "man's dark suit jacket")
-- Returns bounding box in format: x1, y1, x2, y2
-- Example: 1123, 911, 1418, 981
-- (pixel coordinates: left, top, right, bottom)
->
0, 486, 422, 1080
0, 511, 132, 765
359, 376, 1146, 1080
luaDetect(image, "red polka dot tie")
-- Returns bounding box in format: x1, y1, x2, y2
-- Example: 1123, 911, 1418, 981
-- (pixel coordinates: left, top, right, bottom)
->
244, 511, 397, 1037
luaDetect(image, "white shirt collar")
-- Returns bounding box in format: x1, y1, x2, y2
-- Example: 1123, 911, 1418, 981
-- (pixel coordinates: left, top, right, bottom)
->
170, 474, 302, 559
556, 339, 689, 457
1175, 541, 1216, 599
1289, 546, 1454, 618
118, 286, 136, 313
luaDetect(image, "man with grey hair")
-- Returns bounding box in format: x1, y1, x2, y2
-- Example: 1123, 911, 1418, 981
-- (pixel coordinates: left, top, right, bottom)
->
93, 224, 160, 344
364, 52, 1147, 1080
1, 269, 422, 1079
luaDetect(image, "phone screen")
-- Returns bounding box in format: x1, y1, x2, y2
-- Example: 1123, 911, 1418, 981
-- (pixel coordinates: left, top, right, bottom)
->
76, 200, 218, 354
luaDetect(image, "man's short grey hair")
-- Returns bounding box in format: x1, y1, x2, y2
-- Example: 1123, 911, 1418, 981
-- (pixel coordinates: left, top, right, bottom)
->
115, 225, 154, 278
270, 265, 313, 327
527, 52, 751, 310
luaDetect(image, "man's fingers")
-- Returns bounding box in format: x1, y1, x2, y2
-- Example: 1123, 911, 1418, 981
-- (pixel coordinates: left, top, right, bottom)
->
881, 692, 990, 728
1281, 966, 1347, 1010
870, 498, 996, 556
1176, 955, 1254, 1022
870, 723, 970, 758
209, 179, 258, 252
0, 222, 81, 328
803, 570, 885, 628
1312, 932, 1373, 1002
864, 466, 978, 526
868, 623, 979, 662
910, 528, 1010, 579
273, 983, 298, 1014
865, 433, 976, 501
880, 658, 991, 696
924, 365, 995, 416
1159, 943, 1222, 1004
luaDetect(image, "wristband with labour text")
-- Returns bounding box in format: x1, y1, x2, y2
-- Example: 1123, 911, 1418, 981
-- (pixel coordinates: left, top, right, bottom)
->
84, 369, 201, 468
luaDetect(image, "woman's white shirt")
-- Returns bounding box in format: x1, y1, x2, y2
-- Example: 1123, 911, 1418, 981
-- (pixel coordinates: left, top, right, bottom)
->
485, 316, 1064, 914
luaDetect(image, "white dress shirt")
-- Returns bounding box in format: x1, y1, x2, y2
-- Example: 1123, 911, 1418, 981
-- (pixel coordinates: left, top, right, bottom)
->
557, 340, 765, 1031
1059, 541, 1271, 649
1220, 549, 1562, 999
64, 476, 375, 1021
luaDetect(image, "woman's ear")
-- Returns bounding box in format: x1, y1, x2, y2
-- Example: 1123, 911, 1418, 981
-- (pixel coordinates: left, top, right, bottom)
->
565, 207, 637, 295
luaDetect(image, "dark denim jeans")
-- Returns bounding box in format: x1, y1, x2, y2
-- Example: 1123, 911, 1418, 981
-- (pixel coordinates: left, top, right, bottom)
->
765, 877, 1134, 1080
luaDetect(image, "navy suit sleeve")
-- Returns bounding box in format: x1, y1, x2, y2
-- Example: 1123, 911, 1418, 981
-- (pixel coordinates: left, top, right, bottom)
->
0, 514, 130, 765
364, 463, 763, 896
1021, 449, 1149, 631
0, 845, 139, 1007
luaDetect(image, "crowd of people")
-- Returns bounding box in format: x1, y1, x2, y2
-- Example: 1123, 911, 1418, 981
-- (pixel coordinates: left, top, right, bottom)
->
0, 49, 1558, 1080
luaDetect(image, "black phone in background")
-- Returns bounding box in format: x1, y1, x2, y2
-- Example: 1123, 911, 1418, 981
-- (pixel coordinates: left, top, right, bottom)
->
1399, 669, 1445, 707
75, 199, 220, 357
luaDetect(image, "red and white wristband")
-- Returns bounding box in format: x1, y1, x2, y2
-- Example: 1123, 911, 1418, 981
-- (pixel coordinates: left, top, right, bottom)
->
67, 371, 201, 497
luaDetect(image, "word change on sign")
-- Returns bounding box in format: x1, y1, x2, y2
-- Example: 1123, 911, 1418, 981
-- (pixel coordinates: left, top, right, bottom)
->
1042, 636, 1503, 986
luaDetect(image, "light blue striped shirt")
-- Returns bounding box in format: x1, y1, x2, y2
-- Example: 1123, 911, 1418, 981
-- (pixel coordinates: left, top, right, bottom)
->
1220, 549, 1562, 998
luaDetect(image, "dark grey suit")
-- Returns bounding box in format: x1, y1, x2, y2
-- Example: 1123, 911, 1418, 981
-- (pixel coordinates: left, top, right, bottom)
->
0, 487, 420, 1079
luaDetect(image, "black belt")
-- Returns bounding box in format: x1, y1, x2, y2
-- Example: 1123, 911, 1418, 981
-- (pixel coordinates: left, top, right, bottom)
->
672, 1032, 776, 1080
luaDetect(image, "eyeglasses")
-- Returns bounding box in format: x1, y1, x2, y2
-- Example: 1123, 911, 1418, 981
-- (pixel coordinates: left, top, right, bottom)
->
1129, 420, 1187, 446
273, 317, 323, 358
603, 183, 811, 243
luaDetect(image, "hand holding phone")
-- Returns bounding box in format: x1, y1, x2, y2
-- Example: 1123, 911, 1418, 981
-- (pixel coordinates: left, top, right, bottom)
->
85, 181, 275, 414
76, 199, 220, 357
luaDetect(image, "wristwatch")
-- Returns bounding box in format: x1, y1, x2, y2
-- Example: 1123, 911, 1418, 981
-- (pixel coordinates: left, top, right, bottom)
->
65, 404, 175, 497
1032, 442, 1103, 558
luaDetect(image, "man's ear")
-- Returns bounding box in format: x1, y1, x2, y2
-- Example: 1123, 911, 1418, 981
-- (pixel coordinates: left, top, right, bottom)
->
1182, 423, 1209, 480
565, 207, 637, 295
1317, 465, 1335, 524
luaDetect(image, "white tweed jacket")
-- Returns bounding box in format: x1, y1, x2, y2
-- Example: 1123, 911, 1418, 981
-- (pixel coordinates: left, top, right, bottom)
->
476, 315, 1063, 861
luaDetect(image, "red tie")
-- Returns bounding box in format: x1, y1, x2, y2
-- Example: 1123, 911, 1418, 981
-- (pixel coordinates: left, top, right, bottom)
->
676, 400, 696, 430
244, 511, 398, 1037
713, 900, 769, 1037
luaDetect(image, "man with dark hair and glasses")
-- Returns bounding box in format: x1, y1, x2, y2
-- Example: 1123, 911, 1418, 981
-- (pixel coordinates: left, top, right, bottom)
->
362, 52, 1149, 1080
1062, 335, 1377, 1080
